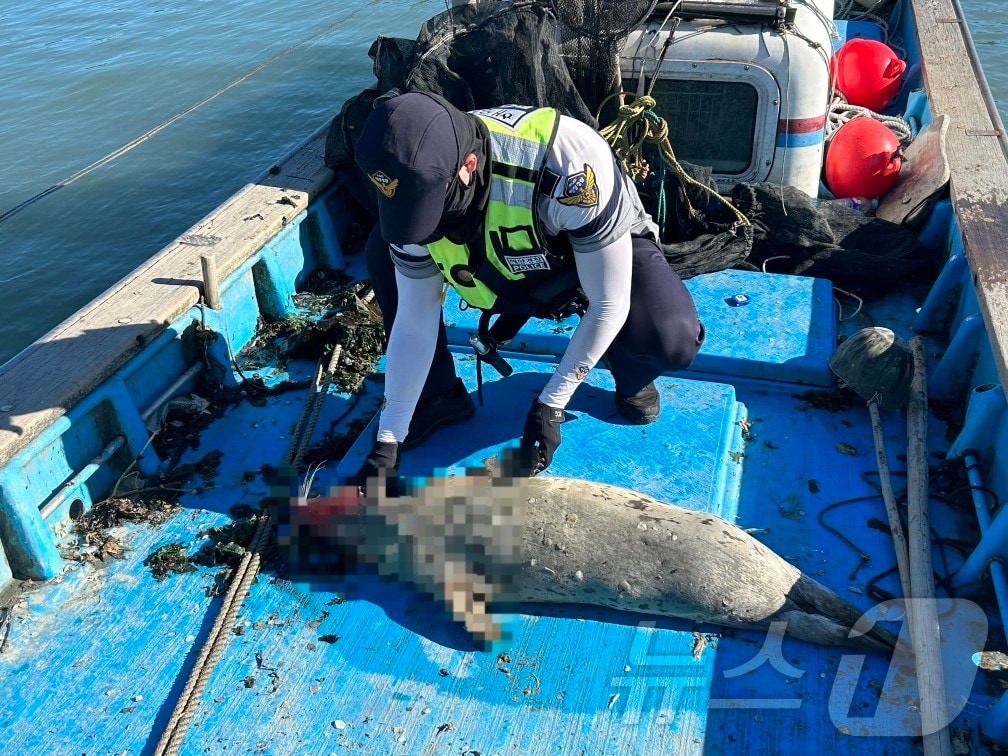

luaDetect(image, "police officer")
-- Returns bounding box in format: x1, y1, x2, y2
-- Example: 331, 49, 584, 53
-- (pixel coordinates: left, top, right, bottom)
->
354, 92, 703, 480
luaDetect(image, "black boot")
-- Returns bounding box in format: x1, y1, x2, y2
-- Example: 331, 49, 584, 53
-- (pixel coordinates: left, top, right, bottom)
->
615, 382, 660, 425
404, 378, 476, 449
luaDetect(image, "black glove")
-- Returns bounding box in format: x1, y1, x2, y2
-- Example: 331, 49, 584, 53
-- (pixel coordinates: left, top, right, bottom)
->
519, 399, 564, 476
354, 441, 402, 494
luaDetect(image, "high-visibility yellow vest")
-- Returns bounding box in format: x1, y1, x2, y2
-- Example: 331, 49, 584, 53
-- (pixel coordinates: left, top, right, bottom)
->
427, 106, 578, 315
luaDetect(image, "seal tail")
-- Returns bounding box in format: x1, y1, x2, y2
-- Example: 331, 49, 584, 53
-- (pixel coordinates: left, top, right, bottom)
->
784, 575, 903, 653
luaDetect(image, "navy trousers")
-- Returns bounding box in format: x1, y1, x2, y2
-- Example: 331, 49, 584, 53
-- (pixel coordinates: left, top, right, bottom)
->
364, 225, 703, 400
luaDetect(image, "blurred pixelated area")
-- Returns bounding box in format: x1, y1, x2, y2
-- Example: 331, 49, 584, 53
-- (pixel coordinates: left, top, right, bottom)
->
271, 455, 529, 646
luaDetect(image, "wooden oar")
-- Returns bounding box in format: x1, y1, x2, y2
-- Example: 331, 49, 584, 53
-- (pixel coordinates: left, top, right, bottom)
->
830, 328, 951, 753
907, 336, 953, 756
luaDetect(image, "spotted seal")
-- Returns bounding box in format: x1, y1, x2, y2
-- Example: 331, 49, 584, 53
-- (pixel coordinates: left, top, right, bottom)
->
281, 473, 900, 653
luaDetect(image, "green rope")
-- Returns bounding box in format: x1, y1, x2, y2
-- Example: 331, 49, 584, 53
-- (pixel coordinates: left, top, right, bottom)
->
655, 160, 667, 233
597, 94, 750, 232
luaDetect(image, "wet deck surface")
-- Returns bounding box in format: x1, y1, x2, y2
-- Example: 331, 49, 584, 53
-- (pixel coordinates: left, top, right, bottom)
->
0, 274, 999, 755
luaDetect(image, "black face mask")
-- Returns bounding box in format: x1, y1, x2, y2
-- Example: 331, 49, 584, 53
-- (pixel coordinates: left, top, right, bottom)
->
443, 171, 488, 244
443, 174, 475, 221
435, 105, 492, 246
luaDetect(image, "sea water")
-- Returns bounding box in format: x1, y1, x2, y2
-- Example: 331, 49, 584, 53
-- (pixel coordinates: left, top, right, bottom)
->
0, 0, 443, 364
0, 0, 1004, 365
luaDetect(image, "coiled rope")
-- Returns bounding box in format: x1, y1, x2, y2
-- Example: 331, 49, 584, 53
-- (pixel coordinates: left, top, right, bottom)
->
596, 94, 750, 233
826, 94, 913, 145
824, 3, 912, 156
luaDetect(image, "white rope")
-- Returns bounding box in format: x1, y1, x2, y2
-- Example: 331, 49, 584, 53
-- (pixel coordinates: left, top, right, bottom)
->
833, 286, 865, 322
826, 94, 913, 145
833, 0, 901, 48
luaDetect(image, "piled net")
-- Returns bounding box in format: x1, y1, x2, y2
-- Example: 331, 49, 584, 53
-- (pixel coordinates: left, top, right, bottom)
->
548, 0, 657, 112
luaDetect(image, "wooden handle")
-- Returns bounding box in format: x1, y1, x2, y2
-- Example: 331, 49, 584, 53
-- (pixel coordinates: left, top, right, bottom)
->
906, 336, 953, 756
868, 400, 914, 608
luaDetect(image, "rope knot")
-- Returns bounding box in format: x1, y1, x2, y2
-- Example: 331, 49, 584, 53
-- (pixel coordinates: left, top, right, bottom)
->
644, 111, 669, 142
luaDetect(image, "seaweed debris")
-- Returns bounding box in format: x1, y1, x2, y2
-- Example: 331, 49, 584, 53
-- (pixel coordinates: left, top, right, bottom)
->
236, 273, 385, 393
293, 268, 353, 315
144, 543, 197, 581
192, 514, 263, 569
76, 496, 178, 535
69, 497, 180, 566
69, 449, 223, 569
240, 313, 315, 371
792, 388, 859, 413
315, 286, 384, 392
237, 269, 382, 383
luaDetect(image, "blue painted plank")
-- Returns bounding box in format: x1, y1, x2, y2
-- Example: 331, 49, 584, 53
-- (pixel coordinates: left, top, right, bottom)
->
336, 352, 747, 518
442, 269, 836, 387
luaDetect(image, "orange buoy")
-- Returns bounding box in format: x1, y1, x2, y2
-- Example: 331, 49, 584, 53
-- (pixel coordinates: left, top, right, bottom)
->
824, 117, 902, 200
833, 38, 906, 112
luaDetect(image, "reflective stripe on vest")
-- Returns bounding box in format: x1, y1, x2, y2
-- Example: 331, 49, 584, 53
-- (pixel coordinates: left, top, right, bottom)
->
427, 106, 563, 312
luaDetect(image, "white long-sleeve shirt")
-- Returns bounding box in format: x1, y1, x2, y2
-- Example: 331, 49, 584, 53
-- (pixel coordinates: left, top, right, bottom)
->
377, 114, 658, 444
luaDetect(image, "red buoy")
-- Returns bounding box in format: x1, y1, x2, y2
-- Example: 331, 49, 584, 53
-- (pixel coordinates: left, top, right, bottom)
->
824, 117, 902, 200
833, 38, 906, 112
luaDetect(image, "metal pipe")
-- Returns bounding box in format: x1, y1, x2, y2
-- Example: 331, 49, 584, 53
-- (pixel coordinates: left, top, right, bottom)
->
949, 0, 1008, 161
959, 453, 1008, 627
950, 386, 1008, 589
38, 435, 125, 521
140, 363, 202, 422
959, 450, 1008, 743
652, 1, 793, 22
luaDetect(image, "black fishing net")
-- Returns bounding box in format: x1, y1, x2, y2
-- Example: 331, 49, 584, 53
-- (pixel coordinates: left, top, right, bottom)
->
325, 2, 591, 174
324, 1, 594, 223
323, 0, 937, 298
730, 183, 936, 299
549, 0, 657, 112
634, 157, 754, 278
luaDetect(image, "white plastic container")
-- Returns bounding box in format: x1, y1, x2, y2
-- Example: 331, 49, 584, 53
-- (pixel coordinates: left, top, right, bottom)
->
620, 0, 835, 197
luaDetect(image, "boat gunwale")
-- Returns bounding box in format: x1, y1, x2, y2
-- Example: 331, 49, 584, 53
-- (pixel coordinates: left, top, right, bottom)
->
0, 123, 334, 468
909, 0, 1008, 384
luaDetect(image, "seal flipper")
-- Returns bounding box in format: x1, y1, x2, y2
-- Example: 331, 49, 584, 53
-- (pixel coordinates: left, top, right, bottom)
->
784, 574, 901, 652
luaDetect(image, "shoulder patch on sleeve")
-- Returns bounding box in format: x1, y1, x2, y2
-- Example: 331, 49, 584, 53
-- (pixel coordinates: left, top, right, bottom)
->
558, 163, 599, 208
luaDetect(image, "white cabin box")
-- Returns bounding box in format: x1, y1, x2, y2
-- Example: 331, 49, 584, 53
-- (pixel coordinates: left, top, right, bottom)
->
621, 0, 835, 197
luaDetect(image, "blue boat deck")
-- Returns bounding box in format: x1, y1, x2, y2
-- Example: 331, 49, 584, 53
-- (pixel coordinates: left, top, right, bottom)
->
0, 262, 998, 754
